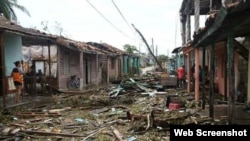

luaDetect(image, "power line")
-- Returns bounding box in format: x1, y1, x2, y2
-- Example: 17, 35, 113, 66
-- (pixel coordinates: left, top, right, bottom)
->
111, 0, 133, 32
85, 0, 133, 40
111, 0, 140, 50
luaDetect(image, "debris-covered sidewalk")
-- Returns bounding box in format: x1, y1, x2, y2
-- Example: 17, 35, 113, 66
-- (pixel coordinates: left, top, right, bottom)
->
0, 75, 228, 140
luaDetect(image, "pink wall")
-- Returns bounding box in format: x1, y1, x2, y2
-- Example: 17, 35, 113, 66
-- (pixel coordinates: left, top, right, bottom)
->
214, 44, 239, 96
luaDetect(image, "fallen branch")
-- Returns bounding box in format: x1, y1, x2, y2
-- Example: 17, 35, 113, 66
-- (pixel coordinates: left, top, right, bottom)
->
82, 127, 107, 141
10, 123, 26, 128
78, 106, 101, 110
145, 114, 150, 131
49, 107, 71, 113
113, 105, 131, 111
63, 125, 89, 129
110, 126, 124, 141
16, 132, 41, 139
17, 112, 61, 118
21, 130, 86, 137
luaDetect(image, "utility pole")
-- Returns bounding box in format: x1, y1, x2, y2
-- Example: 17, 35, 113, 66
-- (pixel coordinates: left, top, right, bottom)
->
151, 38, 154, 55
131, 24, 163, 71
156, 45, 158, 57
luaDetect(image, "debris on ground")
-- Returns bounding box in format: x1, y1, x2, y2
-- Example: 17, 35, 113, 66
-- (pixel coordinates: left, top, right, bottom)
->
0, 74, 228, 140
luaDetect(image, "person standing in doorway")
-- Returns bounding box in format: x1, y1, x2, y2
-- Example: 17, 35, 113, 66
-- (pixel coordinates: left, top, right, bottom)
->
12, 61, 24, 103
177, 64, 185, 88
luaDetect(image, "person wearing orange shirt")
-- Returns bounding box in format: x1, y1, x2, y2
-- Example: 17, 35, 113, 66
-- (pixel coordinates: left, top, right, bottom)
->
176, 64, 185, 88
12, 61, 24, 103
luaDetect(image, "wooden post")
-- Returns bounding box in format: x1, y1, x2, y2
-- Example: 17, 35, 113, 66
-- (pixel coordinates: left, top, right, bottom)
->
115, 57, 118, 80
79, 52, 83, 90
224, 43, 227, 101
180, 13, 186, 45
187, 52, 191, 92
202, 47, 206, 109
107, 56, 110, 84
0, 34, 7, 110
195, 48, 200, 101
96, 54, 99, 87
209, 43, 215, 119
227, 32, 235, 125
48, 41, 52, 95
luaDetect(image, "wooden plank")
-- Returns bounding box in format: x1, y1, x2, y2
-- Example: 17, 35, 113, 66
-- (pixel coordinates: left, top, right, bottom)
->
17, 112, 61, 118
21, 130, 85, 137
90, 107, 109, 114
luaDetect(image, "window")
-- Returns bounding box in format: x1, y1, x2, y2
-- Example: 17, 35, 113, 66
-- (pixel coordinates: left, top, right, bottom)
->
64, 52, 70, 74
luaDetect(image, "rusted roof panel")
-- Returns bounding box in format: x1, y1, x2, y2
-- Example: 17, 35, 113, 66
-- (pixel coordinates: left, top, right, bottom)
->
0, 16, 54, 40
56, 37, 104, 54
86, 42, 123, 56
101, 43, 126, 55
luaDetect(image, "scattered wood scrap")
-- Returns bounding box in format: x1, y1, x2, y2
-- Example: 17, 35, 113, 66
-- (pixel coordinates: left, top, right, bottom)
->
16, 112, 62, 118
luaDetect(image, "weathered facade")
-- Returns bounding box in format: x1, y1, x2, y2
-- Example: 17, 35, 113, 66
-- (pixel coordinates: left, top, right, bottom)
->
180, 0, 250, 124
0, 16, 56, 108
0, 16, 132, 108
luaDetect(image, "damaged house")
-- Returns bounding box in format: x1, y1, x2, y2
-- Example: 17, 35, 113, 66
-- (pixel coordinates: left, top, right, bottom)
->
179, 0, 250, 124
87, 42, 140, 81
0, 16, 56, 108
0, 16, 134, 108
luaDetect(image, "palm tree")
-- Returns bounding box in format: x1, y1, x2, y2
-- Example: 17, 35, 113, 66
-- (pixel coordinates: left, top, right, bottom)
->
0, 0, 30, 20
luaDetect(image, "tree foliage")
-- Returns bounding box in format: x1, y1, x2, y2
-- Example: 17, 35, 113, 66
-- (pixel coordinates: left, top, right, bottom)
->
0, 0, 30, 20
157, 54, 168, 63
123, 44, 138, 54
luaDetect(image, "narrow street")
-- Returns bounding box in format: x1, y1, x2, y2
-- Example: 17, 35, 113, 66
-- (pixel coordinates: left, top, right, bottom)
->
1, 0, 250, 140
140, 65, 155, 76
0, 73, 229, 141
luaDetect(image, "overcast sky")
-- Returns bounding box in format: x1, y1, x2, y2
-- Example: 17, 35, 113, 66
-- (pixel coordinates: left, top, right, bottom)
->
15, 0, 184, 56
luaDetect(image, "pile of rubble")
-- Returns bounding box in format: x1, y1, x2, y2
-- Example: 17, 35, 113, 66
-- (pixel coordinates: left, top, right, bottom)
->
0, 76, 226, 140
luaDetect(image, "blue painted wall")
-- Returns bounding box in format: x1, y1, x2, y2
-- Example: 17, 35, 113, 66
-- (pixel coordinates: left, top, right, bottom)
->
177, 53, 184, 68
123, 56, 128, 74
3, 33, 22, 76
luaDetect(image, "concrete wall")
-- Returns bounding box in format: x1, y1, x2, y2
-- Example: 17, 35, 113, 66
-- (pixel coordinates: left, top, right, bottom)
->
3, 33, 22, 76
